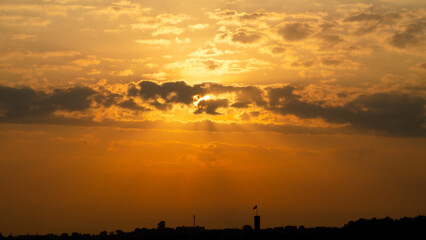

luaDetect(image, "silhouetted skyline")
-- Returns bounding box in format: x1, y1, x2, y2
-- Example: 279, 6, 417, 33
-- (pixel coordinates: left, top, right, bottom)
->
1, 216, 425, 239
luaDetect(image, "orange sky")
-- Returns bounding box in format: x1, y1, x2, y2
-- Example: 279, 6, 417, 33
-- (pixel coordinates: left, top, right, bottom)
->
0, 0, 425, 235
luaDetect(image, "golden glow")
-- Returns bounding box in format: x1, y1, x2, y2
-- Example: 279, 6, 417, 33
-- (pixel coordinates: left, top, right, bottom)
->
0, 0, 425, 235
193, 95, 211, 106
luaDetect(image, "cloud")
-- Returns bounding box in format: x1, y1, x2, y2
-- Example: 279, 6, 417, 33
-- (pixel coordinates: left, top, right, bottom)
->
208, 8, 284, 27
259, 45, 287, 56
117, 98, 149, 112
89, 1, 151, 19
203, 60, 222, 70
194, 99, 229, 115
166, 57, 272, 75
389, 20, 426, 48
134, 39, 171, 46
10, 34, 37, 41
132, 13, 190, 31
231, 29, 263, 44
0, 14, 50, 27
0, 81, 424, 136
317, 34, 344, 44
127, 81, 265, 112
141, 71, 167, 81
110, 69, 134, 77
128, 81, 199, 110
278, 23, 312, 41
344, 12, 401, 22
72, 58, 101, 67
270, 46, 286, 54
0, 84, 157, 123
0, 85, 95, 122
188, 24, 209, 30
1, 51, 81, 60
152, 26, 183, 36
156, 13, 191, 24
232, 86, 266, 108
412, 62, 426, 71
215, 28, 266, 46
175, 37, 191, 44
188, 47, 224, 58
267, 86, 425, 136
291, 59, 315, 68
342, 10, 421, 39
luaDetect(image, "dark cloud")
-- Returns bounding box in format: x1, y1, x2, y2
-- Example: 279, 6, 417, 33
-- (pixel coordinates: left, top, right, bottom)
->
0, 85, 95, 122
344, 12, 401, 22
389, 20, 426, 48
354, 24, 377, 35
271, 46, 286, 54
233, 86, 266, 107
345, 93, 425, 136
128, 81, 201, 110
344, 13, 380, 22
320, 22, 336, 31
291, 60, 315, 68
250, 111, 260, 117
321, 58, 343, 66
203, 60, 222, 70
231, 101, 250, 108
118, 98, 149, 112
318, 34, 344, 43
0, 84, 153, 123
93, 90, 121, 108
93, 88, 151, 113
240, 12, 265, 20
215, 9, 237, 16
128, 81, 264, 112
46, 87, 95, 111
344, 12, 402, 36
267, 86, 426, 136
0, 82, 423, 136
278, 23, 312, 41
337, 93, 348, 98
194, 99, 228, 115
231, 29, 263, 44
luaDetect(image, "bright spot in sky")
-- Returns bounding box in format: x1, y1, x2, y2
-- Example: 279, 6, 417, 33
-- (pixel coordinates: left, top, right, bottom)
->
193, 95, 211, 106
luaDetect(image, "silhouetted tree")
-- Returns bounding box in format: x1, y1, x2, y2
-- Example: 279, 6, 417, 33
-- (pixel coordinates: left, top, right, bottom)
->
284, 225, 298, 233
242, 225, 252, 231
157, 221, 166, 230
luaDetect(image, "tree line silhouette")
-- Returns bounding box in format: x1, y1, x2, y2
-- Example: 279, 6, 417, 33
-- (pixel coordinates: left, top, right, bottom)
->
1, 215, 425, 240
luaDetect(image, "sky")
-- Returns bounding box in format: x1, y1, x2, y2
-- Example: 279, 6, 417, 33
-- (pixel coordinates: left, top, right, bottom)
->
0, 0, 425, 235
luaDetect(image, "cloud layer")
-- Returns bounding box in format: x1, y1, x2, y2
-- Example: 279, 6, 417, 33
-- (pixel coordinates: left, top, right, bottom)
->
1, 81, 424, 137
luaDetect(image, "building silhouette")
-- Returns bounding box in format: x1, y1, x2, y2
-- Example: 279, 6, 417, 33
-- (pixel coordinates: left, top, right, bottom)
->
254, 215, 260, 230
253, 205, 260, 230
